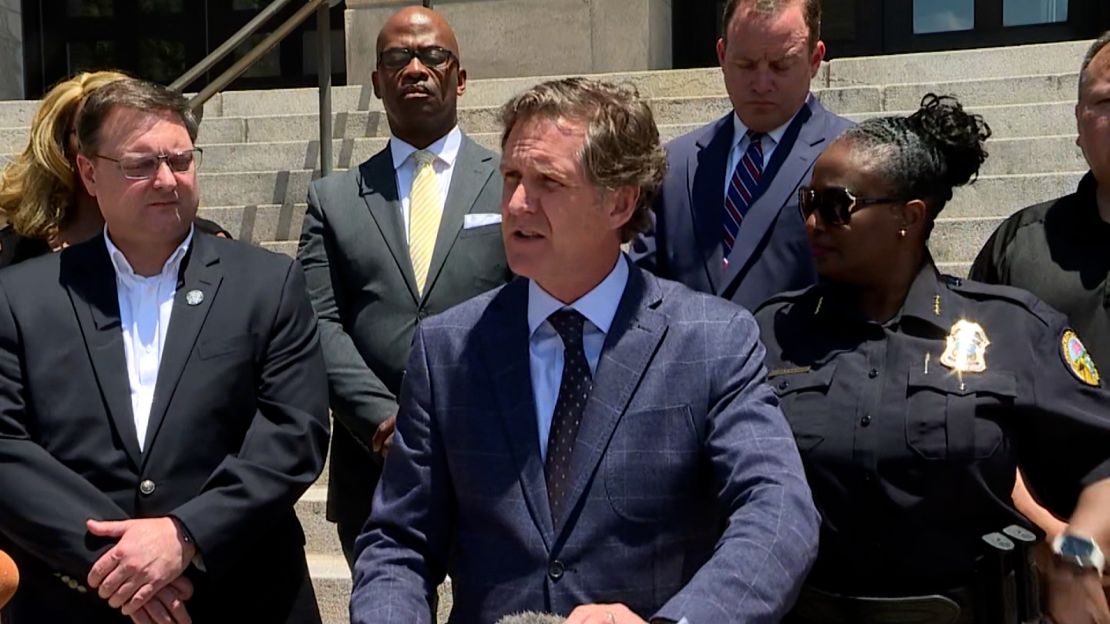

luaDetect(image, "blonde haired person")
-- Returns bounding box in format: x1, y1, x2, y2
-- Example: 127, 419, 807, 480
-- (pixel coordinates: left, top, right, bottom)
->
0, 70, 228, 268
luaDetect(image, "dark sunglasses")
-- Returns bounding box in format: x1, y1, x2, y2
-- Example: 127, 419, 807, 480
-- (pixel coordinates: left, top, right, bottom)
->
377, 46, 456, 70
798, 186, 903, 226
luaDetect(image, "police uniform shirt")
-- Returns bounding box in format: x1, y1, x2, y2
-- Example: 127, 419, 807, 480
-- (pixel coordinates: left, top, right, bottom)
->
971, 172, 1110, 375
754, 260, 1110, 596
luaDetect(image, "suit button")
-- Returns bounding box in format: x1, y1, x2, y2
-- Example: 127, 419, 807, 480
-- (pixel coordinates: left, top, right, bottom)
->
417, 309, 428, 320
139, 479, 156, 495
548, 560, 565, 580
860, 414, 872, 427
868, 368, 878, 379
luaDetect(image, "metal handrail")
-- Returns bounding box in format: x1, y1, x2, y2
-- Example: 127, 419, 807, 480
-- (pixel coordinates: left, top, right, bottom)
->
169, 0, 437, 178
169, 0, 339, 176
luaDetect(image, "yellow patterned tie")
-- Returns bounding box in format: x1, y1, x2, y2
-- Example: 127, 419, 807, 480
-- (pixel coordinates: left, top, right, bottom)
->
409, 150, 441, 295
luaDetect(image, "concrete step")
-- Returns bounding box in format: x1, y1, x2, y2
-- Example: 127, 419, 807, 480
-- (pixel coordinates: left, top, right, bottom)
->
196, 171, 1082, 247
198, 203, 307, 244
298, 485, 341, 558
825, 39, 1088, 88
880, 72, 1077, 111
189, 131, 1082, 176
308, 553, 351, 624
929, 216, 1005, 264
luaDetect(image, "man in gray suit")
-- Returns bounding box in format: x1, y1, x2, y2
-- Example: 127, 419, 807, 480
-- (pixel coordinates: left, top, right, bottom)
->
297, 6, 510, 565
351, 78, 818, 623
632, 0, 853, 310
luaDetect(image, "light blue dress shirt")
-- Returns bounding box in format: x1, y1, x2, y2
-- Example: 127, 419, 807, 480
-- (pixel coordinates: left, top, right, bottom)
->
527, 255, 629, 461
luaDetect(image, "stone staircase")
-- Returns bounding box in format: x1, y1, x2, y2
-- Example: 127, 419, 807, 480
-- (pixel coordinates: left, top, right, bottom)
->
0, 39, 1092, 623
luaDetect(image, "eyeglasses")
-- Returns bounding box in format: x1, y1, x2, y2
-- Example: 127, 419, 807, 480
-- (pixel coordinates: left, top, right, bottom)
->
377, 46, 456, 70
798, 186, 903, 226
95, 148, 203, 180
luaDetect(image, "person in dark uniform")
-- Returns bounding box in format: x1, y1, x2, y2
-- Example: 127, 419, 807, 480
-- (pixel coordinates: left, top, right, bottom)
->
0, 71, 229, 271
755, 94, 1110, 623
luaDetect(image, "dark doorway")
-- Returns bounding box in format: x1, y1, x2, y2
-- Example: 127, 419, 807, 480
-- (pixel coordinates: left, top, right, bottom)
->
22, 0, 346, 99
674, 0, 1110, 68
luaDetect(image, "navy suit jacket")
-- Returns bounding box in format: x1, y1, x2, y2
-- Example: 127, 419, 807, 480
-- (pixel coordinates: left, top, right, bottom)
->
633, 97, 854, 310
350, 259, 819, 623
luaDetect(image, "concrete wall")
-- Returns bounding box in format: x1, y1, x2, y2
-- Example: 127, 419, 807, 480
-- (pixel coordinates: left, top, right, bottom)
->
0, 0, 22, 101
345, 0, 672, 85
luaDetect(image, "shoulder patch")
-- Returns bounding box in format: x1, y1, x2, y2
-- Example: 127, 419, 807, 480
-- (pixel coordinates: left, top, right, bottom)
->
1061, 329, 1100, 387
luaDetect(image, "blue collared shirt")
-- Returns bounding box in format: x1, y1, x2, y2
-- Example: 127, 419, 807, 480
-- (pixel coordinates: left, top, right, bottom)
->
527, 255, 629, 461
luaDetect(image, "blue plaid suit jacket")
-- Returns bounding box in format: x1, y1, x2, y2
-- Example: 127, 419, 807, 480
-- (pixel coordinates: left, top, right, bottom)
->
350, 260, 819, 623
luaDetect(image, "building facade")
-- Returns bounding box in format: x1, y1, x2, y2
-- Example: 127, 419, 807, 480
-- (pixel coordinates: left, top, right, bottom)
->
7, 0, 1110, 101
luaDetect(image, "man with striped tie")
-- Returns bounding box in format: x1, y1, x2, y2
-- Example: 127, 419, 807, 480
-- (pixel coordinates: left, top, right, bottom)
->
297, 5, 511, 567
632, 0, 853, 311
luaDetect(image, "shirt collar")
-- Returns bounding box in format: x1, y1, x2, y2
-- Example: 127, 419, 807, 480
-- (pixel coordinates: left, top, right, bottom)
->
527, 254, 630, 338
390, 125, 463, 171
104, 224, 194, 282
812, 257, 956, 332
731, 94, 812, 152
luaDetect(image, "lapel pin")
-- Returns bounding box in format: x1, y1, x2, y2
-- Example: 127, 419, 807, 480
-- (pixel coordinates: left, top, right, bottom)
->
185, 290, 204, 306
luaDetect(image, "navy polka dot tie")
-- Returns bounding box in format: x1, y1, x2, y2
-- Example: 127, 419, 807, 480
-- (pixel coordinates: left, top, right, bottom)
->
544, 308, 593, 525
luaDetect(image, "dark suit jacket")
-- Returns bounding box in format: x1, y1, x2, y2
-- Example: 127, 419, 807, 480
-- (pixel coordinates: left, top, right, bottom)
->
298, 133, 510, 530
633, 97, 854, 310
0, 233, 329, 623
350, 261, 819, 623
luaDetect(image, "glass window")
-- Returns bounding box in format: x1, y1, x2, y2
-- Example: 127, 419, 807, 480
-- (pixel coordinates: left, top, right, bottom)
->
236, 34, 281, 78
1003, 0, 1069, 26
67, 40, 118, 73
138, 0, 185, 13
67, 0, 113, 17
913, 0, 974, 34
137, 39, 187, 84
823, 1, 857, 41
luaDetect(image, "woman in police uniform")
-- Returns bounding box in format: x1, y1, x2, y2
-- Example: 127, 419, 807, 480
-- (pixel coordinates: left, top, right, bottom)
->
756, 94, 1110, 623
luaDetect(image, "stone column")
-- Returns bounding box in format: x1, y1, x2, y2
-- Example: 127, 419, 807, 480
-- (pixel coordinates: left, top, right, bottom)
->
345, 0, 673, 85
0, 0, 23, 100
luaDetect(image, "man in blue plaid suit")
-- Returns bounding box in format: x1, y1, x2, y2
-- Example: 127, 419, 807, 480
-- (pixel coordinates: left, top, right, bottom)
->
350, 78, 818, 624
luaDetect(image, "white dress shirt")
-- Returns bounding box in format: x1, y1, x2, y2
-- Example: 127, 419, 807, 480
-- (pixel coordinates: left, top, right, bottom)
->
527, 255, 629, 461
390, 126, 463, 242
723, 95, 813, 199
105, 226, 194, 452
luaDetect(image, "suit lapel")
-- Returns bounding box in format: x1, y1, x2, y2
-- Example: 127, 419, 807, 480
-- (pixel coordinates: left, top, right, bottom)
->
359, 147, 420, 304
556, 265, 667, 536
690, 116, 734, 294
479, 279, 555, 548
422, 135, 496, 303
141, 234, 223, 463
722, 100, 825, 290
62, 239, 141, 468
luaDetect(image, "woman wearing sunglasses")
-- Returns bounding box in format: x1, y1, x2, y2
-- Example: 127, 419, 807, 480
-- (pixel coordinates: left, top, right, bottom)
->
755, 94, 1110, 623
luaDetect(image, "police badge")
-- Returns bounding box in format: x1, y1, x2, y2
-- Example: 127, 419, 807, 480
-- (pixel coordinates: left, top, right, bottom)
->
1061, 329, 1100, 387
940, 320, 990, 374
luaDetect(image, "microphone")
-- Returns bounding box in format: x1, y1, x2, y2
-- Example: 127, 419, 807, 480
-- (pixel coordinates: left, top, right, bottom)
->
0, 549, 18, 608
496, 612, 565, 624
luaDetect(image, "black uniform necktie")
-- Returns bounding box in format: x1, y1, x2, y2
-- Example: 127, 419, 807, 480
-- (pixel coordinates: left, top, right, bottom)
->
544, 308, 593, 525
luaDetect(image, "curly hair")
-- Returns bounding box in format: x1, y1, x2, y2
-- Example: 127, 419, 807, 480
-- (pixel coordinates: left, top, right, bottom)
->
0, 71, 129, 240
499, 77, 667, 243
840, 93, 991, 227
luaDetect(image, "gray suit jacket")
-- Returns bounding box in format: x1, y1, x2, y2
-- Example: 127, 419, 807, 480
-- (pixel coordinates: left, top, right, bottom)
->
350, 260, 819, 623
632, 97, 854, 310
298, 134, 510, 526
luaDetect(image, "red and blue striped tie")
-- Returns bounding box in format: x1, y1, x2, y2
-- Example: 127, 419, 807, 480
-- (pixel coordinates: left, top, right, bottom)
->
723, 131, 764, 262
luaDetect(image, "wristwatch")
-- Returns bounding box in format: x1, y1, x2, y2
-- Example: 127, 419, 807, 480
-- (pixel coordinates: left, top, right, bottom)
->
1052, 532, 1106, 575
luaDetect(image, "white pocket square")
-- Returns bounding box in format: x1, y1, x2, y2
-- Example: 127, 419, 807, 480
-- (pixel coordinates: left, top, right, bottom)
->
463, 213, 502, 229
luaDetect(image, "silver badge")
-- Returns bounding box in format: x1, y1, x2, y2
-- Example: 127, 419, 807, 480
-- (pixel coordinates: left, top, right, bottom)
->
185, 290, 204, 306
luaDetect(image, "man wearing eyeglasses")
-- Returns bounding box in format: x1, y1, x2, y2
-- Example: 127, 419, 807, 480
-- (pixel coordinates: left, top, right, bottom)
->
0, 78, 329, 624
631, 0, 853, 312
298, 5, 510, 568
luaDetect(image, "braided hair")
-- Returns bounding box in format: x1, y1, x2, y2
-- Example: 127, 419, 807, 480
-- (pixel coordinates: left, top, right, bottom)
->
841, 94, 991, 227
